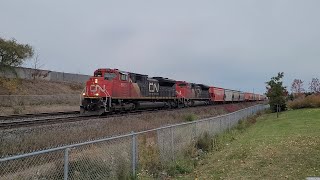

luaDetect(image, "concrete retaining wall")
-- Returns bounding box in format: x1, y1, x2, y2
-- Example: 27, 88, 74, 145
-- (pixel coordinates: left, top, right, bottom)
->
0, 67, 90, 84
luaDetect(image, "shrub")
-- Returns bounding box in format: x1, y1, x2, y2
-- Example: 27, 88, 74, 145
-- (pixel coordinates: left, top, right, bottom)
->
196, 132, 214, 152
288, 94, 320, 109
184, 114, 197, 122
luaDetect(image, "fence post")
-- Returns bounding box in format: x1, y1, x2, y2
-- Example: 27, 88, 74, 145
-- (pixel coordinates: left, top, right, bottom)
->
64, 148, 70, 180
193, 122, 197, 140
219, 117, 222, 132
171, 127, 175, 161
228, 115, 231, 131
131, 131, 137, 176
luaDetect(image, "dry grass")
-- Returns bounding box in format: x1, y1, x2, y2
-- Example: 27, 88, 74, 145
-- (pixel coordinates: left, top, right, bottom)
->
0, 105, 79, 116
0, 77, 84, 115
0, 77, 84, 95
288, 94, 320, 109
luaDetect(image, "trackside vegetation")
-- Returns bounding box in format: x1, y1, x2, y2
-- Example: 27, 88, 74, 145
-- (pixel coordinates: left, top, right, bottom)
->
178, 108, 320, 180
137, 113, 262, 179
288, 94, 320, 109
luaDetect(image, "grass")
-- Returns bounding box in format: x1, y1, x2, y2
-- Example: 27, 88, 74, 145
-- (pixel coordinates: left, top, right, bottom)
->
179, 108, 320, 180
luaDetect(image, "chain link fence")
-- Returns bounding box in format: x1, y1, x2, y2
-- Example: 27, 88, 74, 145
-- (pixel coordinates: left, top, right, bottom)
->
0, 104, 269, 179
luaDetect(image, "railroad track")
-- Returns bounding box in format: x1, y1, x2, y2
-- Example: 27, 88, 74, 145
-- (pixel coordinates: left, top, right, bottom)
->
0, 111, 80, 121
0, 115, 96, 129
0, 107, 188, 130
0, 102, 262, 130
0, 108, 166, 129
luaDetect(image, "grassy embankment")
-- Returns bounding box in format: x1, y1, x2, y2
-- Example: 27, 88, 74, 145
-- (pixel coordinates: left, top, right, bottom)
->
0, 77, 84, 115
178, 108, 320, 179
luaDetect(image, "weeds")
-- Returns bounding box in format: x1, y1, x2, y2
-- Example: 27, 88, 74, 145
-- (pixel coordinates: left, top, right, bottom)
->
166, 158, 194, 176
0, 77, 21, 94
69, 83, 84, 91
138, 135, 162, 178
68, 158, 111, 179
196, 132, 214, 152
184, 114, 197, 122
12, 106, 23, 114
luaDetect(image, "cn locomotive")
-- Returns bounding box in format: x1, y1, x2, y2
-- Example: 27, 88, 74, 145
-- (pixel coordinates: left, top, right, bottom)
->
80, 68, 266, 115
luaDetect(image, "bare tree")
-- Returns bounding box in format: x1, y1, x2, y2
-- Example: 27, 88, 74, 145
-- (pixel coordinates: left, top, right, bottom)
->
309, 78, 320, 93
291, 79, 305, 94
31, 53, 44, 80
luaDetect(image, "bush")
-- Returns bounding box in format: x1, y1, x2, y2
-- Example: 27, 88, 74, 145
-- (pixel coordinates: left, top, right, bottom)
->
196, 132, 214, 152
184, 114, 197, 122
288, 94, 320, 109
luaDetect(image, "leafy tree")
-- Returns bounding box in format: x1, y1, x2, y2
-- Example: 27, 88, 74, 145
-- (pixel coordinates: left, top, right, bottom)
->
309, 78, 320, 93
266, 72, 288, 112
0, 37, 34, 74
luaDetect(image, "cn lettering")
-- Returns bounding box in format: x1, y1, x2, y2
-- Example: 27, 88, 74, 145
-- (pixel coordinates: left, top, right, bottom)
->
149, 82, 159, 93
90, 85, 106, 92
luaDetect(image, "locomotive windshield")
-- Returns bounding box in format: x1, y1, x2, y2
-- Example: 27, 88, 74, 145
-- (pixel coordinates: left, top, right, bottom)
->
94, 71, 102, 77
104, 73, 117, 80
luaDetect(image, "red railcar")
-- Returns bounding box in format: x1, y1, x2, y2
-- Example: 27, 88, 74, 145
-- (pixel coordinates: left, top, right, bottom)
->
244, 93, 254, 101
209, 87, 225, 103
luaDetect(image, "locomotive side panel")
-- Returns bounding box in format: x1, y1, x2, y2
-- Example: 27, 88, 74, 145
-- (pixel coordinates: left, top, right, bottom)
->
153, 77, 176, 98
198, 84, 210, 99
176, 81, 193, 99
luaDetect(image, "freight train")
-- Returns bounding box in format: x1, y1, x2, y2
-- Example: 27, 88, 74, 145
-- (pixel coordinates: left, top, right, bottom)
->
80, 68, 266, 115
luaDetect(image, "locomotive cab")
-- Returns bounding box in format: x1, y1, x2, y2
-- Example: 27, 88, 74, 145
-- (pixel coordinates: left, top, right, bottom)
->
81, 69, 119, 115
83, 69, 115, 98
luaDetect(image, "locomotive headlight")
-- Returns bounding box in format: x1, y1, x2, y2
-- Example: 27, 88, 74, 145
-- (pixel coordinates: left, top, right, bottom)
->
95, 93, 99, 96
94, 79, 98, 84
82, 93, 86, 96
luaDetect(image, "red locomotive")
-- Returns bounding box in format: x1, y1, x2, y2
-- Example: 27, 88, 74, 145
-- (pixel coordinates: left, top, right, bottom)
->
81, 68, 266, 115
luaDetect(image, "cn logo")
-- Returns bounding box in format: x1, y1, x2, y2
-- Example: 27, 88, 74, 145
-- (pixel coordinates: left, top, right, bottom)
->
90, 85, 106, 92
149, 82, 159, 93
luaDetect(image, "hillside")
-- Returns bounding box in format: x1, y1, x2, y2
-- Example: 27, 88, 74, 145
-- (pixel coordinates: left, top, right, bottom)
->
181, 109, 320, 179
0, 77, 85, 115
0, 77, 84, 95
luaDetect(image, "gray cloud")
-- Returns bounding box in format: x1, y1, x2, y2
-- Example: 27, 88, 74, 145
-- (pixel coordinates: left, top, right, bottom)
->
1, 0, 320, 93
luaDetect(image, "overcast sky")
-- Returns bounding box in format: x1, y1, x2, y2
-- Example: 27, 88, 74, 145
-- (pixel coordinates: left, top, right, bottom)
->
1, 0, 320, 93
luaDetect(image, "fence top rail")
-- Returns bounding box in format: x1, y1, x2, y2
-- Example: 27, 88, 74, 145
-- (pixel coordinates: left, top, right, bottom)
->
0, 104, 268, 162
